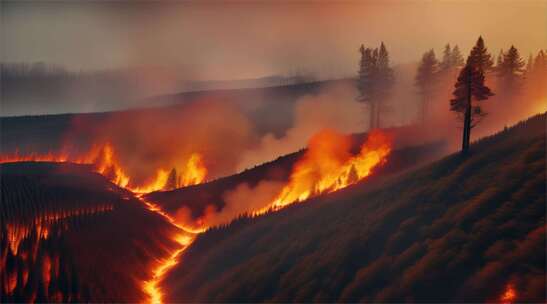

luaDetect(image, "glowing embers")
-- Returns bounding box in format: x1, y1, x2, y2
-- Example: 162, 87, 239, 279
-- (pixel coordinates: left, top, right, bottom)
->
500, 283, 517, 304
1, 205, 113, 301
138, 197, 197, 304
255, 129, 391, 215
5, 205, 114, 255
143, 234, 193, 304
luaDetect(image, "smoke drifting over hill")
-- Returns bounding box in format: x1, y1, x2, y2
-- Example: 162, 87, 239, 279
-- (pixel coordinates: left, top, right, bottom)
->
237, 83, 365, 171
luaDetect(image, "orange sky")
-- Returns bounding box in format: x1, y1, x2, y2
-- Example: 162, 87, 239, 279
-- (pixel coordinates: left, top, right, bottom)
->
2, 1, 546, 80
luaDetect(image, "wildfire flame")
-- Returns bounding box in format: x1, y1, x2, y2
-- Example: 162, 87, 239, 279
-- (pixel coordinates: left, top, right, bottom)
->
143, 233, 193, 304
0, 145, 207, 194
255, 129, 391, 215
180, 153, 207, 187
2, 130, 390, 303
138, 196, 199, 304
500, 283, 517, 304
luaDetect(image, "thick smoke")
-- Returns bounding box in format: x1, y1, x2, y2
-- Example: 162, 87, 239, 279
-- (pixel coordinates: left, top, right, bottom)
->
175, 181, 285, 228
63, 98, 256, 187
237, 83, 365, 171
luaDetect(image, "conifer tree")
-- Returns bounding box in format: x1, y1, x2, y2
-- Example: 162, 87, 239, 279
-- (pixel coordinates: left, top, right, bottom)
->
415, 49, 439, 123
375, 42, 395, 127
450, 63, 493, 153
450, 45, 465, 67
497, 45, 525, 89
495, 49, 504, 71
440, 44, 452, 71
467, 36, 493, 72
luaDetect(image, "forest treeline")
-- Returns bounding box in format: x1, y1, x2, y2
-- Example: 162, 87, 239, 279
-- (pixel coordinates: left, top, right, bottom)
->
357, 37, 546, 153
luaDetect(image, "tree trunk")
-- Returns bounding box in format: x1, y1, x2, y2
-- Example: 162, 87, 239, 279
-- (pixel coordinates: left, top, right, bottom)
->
421, 95, 427, 124
462, 69, 472, 154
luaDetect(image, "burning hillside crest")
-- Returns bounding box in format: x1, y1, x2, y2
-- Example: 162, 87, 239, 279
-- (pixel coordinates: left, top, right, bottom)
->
173, 129, 392, 230
0, 144, 207, 193
264, 129, 391, 213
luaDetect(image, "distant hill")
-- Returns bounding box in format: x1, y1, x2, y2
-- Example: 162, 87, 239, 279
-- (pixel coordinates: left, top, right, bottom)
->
0, 162, 178, 302
161, 113, 546, 302
0, 78, 351, 156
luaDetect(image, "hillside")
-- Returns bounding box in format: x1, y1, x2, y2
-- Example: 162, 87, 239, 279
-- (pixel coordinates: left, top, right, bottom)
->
0, 162, 178, 302
144, 131, 447, 221
161, 113, 546, 302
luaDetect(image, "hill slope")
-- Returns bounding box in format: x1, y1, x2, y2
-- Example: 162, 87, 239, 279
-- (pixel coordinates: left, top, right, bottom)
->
144, 132, 446, 222
0, 79, 350, 156
162, 113, 546, 303
1, 162, 178, 302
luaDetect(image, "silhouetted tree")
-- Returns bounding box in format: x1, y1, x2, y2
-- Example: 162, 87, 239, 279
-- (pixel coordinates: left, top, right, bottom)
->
440, 44, 452, 71
415, 49, 439, 123
357, 42, 394, 129
358, 45, 378, 129
450, 64, 494, 153
375, 42, 395, 127
467, 36, 494, 72
495, 49, 505, 72
164, 168, 178, 191
497, 45, 525, 91
450, 45, 465, 67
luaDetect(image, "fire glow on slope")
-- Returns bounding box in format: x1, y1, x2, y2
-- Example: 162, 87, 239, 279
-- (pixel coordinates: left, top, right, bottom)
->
0, 145, 207, 193
139, 198, 200, 304
500, 283, 517, 304
139, 129, 392, 302
254, 129, 391, 215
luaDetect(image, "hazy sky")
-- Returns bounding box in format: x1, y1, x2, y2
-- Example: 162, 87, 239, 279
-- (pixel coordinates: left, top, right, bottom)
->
2, 0, 546, 80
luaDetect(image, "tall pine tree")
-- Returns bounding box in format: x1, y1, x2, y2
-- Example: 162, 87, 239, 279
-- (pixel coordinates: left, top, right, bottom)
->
467, 36, 493, 72
450, 45, 465, 67
415, 49, 439, 123
495, 49, 504, 72
375, 42, 395, 127
357, 42, 394, 129
497, 45, 525, 90
450, 63, 493, 154
440, 44, 452, 71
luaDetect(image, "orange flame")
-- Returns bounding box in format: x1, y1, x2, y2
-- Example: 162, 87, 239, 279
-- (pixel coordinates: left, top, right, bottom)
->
500, 283, 517, 304
138, 196, 198, 304
255, 129, 391, 215
143, 234, 193, 304
180, 153, 207, 187
0, 144, 207, 194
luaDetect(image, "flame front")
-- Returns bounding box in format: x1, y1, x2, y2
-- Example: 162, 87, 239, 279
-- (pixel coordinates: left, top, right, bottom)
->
255, 129, 391, 215
180, 153, 207, 187
0, 144, 207, 194
138, 197, 198, 304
